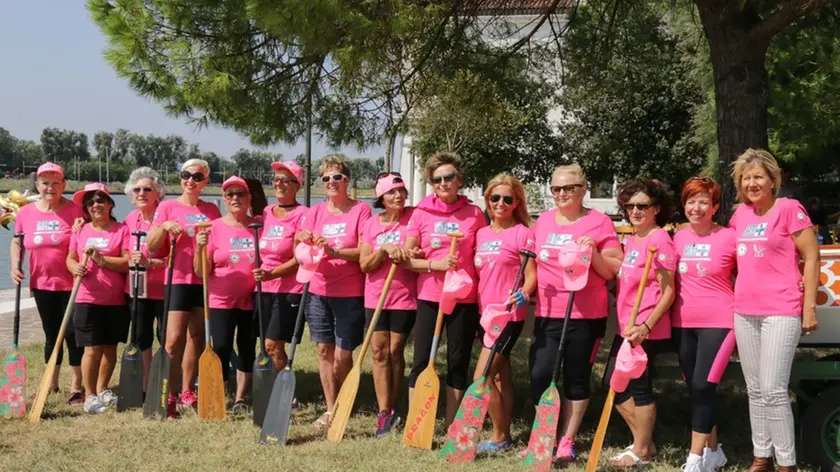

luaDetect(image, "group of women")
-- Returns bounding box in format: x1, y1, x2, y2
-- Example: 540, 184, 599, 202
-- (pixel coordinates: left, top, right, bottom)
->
9, 147, 819, 471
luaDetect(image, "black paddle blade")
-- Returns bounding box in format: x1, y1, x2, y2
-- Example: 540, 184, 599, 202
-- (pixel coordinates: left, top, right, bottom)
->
116, 343, 144, 412
143, 347, 171, 419
252, 353, 276, 427
260, 369, 296, 445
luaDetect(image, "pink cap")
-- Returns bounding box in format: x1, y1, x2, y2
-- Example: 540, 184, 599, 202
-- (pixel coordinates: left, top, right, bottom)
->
294, 242, 326, 283
375, 174, 405, 199
480, 303, 513, 348
37, 162, 64, 178
72, 182, 111, 206
440, 269, 474, 315
609, 339, 648, 393
558, 242, 593, 291
222, 176, 248, 191
271, 161, 303, 182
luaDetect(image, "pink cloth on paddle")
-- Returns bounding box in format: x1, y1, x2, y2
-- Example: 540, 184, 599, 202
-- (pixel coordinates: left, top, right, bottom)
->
616, 229, 676, 340
475, 224, 534, 321
69, 223, 131, 306
204, 218, 257, 310
123, 209, 166, 300
440, 269, 474, 315
480, 302, 513, 348
558, 242, 593, 291
15, 201, 84, 292
361, 209, 419, 310
610, 338, 648, 393
707, 330, 736, 384
294, 242, 326, 284
729, 198, 813, 316
151, 199, 222, 285
673, 226, 737, 328
298, 200, 371, 297
533, 209, 621, 320
259, 204, 308, 294
407, 194, 487, 304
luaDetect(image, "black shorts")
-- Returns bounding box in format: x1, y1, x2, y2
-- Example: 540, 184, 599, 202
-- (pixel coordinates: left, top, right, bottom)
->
256, 292, 303, 343
74, 303, 131, 347
124, 295, 164, 350
168, 284, 204, 312
364, 308, 416, 335
478, 320, 525, 357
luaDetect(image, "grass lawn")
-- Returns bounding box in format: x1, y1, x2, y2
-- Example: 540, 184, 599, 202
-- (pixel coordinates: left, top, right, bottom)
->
0, 333, 819, 471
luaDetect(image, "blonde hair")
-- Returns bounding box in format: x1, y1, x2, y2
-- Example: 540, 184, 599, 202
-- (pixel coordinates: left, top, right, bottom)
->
182, 158, 210, 177
318, 155, 351, 178
551, 164, 588, 187
731, 148, 782, 204
424, 152, 467, 183
484, 173, 532, 227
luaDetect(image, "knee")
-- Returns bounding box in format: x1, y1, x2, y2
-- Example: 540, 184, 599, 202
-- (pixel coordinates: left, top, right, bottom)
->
371, 344, 389, 365
563, 378, 591, 401
335, 348, 353, 365
166, 332, 186, 353
388, 343, 405, 363
691, 380, 717, 404
316, 343, 334, 361
758, 383, 790, 405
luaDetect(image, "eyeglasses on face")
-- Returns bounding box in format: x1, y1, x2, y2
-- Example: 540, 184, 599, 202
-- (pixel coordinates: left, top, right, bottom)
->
180, 171, 205, 182
550, 184, 583, 195
224, 190, 250, 200
132, 186, 154, 194
274, 177, 298, 185
624, 202, 654, 212
489, 194, 514, 205
321, 173, 347, 183
430, 173, 457, 185
84, 193, 110, 206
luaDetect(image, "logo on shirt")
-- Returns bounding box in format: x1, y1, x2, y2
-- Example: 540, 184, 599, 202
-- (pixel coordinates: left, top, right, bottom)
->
267, 225, 284, 237
185, 214, 210, 224
33, 235, 43, 245
322, 223, 346, 236
84, 237, 110, 249
753, 243, 765, 259
539, 249, 549, 261
376, 232, 401, 246
230, 253, 240, 264
433, 222, 460, 234
741, 223, 767, 238
545, 233, 573, 246
797, 211, 805, 220
696, 263, 708, 277
737, 243, 747, 256
478, 240, 502, 253
229, 237, 254, 250
682, 243, 711, 258
259, 240, 267, 249
678, 262, 688, 274
624, 251, 639, 265
474, 256, 483, 267
431, 238, 442, 249
36, 220, 60, 231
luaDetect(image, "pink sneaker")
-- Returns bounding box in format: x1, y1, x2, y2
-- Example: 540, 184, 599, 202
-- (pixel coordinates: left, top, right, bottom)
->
555, 436, 576, 461
179, 389, 197, 409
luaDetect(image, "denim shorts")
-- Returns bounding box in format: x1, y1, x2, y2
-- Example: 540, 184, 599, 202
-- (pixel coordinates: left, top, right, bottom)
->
306, 294, 365, 351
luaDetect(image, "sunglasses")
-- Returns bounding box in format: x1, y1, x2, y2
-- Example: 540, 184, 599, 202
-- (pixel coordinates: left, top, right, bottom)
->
84, 194, 110, 206
132, 186, 154, 194
550, 184, 583, 195
624, 203, 654, 212
224, 190, 250, 200
321, 173, 347, 183
377, 171, 402, 181
430, 173, 457, 185
689, 176, 714, 184
180, 171, 206, 182
489, 194, 514, 205
274, 177, 298, 185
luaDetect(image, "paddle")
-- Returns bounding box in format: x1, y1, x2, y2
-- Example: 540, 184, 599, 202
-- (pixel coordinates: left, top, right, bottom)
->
327, 260, 401, 442
260, 282, 310, 445
116, 231, 147, 412
1, 232, 26, 417
585, 246, 657, 472
143, 234, 177, 419
250, 222, 276, 427
402, 231, 463, 450
28, 251, 91, 423
244, 177, 268, 218
197, 222, 226, 421
441, 248, 535, 462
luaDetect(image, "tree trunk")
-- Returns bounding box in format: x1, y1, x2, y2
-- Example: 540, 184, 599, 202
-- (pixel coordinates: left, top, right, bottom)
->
384, 128, 393, 173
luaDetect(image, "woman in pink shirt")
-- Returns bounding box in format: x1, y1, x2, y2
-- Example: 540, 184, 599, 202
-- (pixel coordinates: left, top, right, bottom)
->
253, 161, 307, 373
10, 162, 85, 404
146, 158, 222, 414
604, 177, 676, 468
728, 149, 819, 472
672, 177, 736, 472
66, 183, 131, 415
473, 173, 536, 453
531, 164, 623, 461
194, 176, 258, 413
296, 155, 372, 428
403, 152, 487, 428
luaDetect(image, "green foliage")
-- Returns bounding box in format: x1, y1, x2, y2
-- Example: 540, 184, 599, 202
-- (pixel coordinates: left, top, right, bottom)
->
40, 127, 91, 162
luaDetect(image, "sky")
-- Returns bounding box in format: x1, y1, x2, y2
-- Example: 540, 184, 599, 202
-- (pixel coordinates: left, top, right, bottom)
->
0, 1, 385, 160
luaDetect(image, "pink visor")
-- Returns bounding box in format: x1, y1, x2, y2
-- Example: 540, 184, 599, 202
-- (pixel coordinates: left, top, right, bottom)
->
609, 339, 648, 393
375, 174, 405, 199
558, 242, 593, 291
294, 242, 326, 283
480, 303, 513, 348
440, 269, 474, 315
72, 182, 111, 206
271, 160, 303, 182
37, 162, 64, 178
222, 176, 248, 191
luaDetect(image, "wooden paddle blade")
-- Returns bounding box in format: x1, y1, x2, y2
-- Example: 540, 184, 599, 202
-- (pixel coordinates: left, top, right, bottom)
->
585, 388, 616, 472
402, 366, 440, 449
198, 349, 226, 421
116, 344, 144, 412
440, 377, 491, 463
326, 365, 361, 442
260, 369, 296, 445
252, 353, 276, 427
0, 347, 26, 417
143, 348, 171, 419
524, 382, 561, 471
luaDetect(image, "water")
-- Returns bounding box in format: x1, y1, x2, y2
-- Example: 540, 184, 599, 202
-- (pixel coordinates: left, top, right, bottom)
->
0, 193, 373, 290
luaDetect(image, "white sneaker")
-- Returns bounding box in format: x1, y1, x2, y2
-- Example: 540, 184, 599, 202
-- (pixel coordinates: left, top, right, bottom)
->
98, 389, 117, 407
84, 395, 107, 414
680, 456, 711, 472
703, 444, 727, 470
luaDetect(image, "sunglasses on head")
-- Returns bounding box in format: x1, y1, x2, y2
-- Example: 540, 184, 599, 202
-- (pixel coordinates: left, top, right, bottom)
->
624, 202, 654, 212
274, 176, 298, 185
180, 171, 205, 182
689, 176, 714, 184
224, 190, 249, 200
376, 171, 402, 181
489, 194, 514, 205
321, 173, 347, 183
131, 186, 154, 194
430, 173, 457, 185
550, 184, 583, 195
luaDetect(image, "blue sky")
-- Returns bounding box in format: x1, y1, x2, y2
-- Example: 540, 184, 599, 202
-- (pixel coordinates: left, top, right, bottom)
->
0, 1, 384, 160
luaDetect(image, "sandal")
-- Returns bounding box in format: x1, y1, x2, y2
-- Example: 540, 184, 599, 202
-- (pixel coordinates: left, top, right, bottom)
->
67, 391, 85, 405
609, 448, 651, 468
476, 439, 512, 454
313, 412, 331, 430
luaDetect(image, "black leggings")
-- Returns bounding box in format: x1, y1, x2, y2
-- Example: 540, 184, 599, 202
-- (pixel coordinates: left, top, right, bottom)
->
209, 308, 256, 382
409, 300, 479, 391
32, 289, 83, 367
529, 317, 606, 403
603, 335, 670, 407
673, 327, 735, 434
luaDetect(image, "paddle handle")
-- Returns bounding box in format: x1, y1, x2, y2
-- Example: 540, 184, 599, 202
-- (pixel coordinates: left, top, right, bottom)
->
129, 231, 146, 345
584, 388, 616, 472
426, 233, 461, 369
159, 235, 177, 345
13, 232, 24, 346
627, 246, 657, 329
286, 283, 310, 370
199, 227, 211, 346
250, 223, 267, 355
357, 260, 400, 363
549, 291, 576, 384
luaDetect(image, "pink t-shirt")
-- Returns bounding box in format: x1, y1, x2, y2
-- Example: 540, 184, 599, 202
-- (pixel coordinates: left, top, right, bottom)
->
123, 209, 166, 300
361, 209, 419, 310
730, 197, 813, 316
69, 223, 131, 306
151, 199, 222, 285
205, 218, 257, 310
673, 227, 737, 328
407, 195, 487, 304
299, 200, 372, 298
616, 228, 676, 340
15, 201, 85, 292
533, 209, 621, 320
259, 204, 308, 294
475, 224, 535, 322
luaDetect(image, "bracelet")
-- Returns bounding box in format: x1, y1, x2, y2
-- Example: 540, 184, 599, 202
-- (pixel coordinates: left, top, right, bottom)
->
642, 321, 651, 332
427, 259, 432, 273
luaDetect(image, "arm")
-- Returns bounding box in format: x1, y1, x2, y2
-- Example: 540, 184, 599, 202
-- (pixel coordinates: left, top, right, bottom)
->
193, 230, 210, 277
66, 249, 86, 278
403, 236, 455, 273
793, 226, 820, 332
145, 225, 167, 253
10, 235, 24, 283
89, 249, 130, 273
327, 237, 362, 262
593, 245, 623, 281
359, 242, 386, 273
626, 269, 675, 344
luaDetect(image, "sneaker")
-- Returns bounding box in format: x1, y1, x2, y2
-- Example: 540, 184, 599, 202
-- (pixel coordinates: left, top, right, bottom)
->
476, 439, 513, 454
702, 444, 727, 470
680, 456, 712, 472
375, 410, 401, 437
84, 395, 107, 414
167, 393, 178, 419
67, 391, 85, 405
555, 436, 576, 461
179, 389, 197, 409
232, 400, 249, 415
98, 389, 118, 407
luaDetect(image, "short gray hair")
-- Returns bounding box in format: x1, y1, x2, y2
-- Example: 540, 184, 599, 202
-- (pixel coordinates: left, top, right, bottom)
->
125, 167, 166, 198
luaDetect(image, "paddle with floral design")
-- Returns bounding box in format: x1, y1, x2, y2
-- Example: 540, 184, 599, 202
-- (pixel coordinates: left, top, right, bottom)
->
441, 249, 535, 463
1, 232, 26, 417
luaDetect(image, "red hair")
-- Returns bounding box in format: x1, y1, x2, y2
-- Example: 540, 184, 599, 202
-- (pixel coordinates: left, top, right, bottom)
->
681, 176, 720, 207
